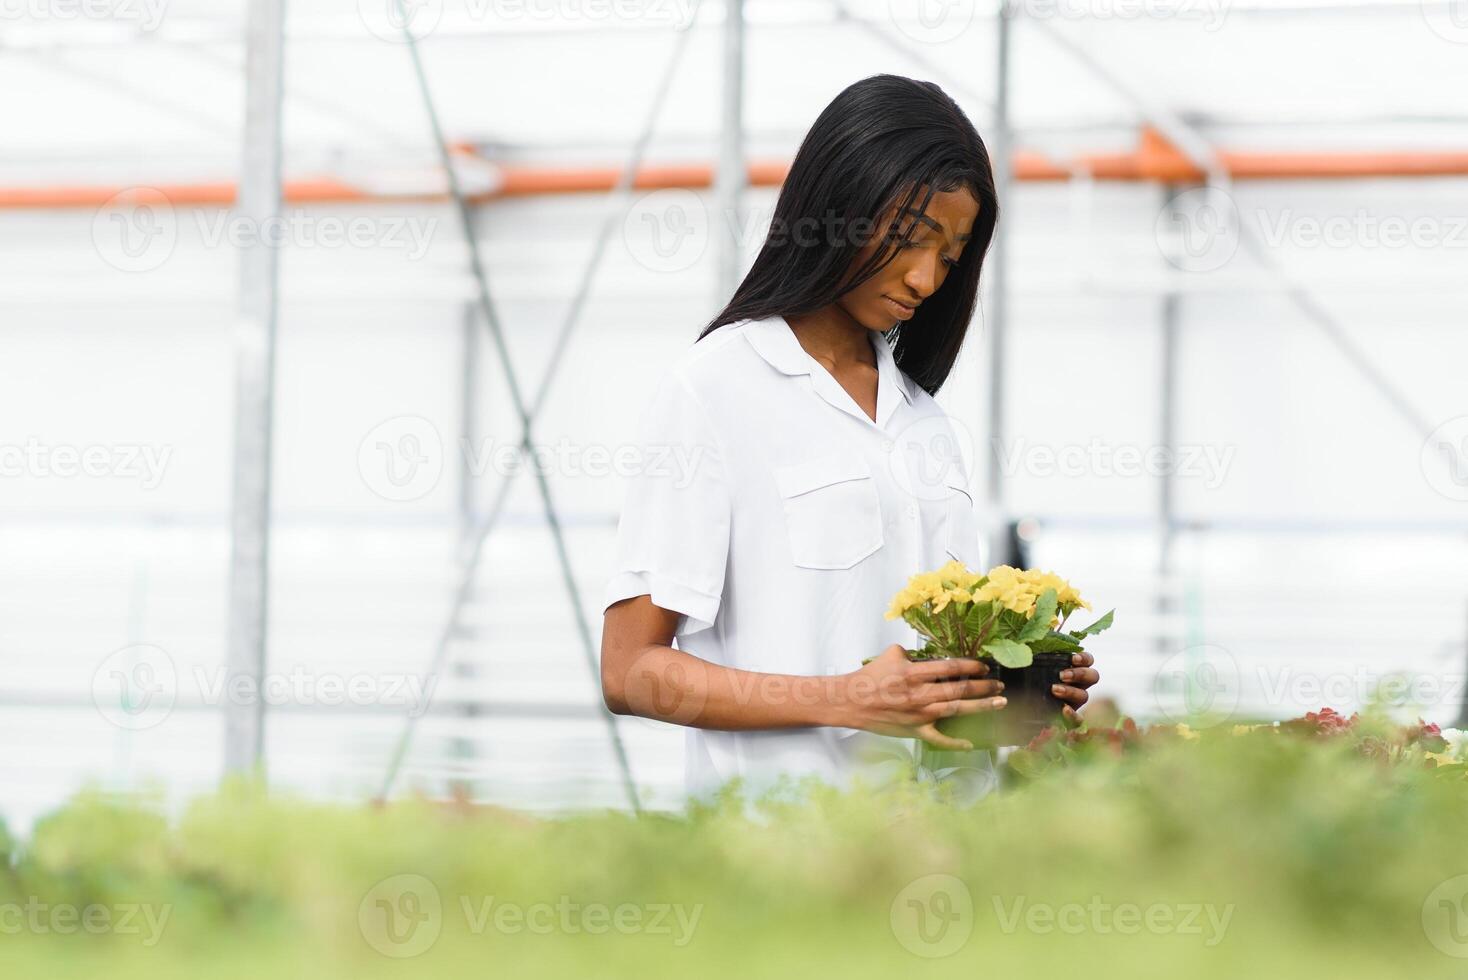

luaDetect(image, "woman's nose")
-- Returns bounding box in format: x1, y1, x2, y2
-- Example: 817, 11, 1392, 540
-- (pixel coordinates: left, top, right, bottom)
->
903, 253, 940, 300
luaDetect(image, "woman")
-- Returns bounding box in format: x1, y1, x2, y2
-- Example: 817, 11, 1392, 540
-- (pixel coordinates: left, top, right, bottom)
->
600, 74, 1098, 802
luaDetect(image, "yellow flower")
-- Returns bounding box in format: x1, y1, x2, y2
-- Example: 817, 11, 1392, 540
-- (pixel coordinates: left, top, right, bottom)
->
885, 561, 984, 618
937, 560, 982, 589
970, 565, 1088, 628
884, 561, 1087, 632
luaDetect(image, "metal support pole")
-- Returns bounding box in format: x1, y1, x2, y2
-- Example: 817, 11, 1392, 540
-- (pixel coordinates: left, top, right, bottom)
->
715, 0, 746, 298
451, 295, 481, 800
224, 0, 286, 777
458, 298, 479, 543
1157, 261, 1180, 654
984, 0, 1014, 565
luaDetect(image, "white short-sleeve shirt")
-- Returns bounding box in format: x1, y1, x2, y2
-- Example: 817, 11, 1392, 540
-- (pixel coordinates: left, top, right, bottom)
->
602, 314, 991, 801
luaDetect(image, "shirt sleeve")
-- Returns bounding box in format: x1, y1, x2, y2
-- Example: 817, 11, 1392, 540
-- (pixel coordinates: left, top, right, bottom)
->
602, 372, 732, 637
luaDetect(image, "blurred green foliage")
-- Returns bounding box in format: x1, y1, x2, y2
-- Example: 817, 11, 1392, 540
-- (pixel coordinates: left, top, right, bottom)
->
3, 728, 1467, 978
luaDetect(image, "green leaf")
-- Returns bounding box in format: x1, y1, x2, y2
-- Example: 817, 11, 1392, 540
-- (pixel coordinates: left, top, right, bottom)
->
962, 600, 995, 636
1017, 589, 1058, 643
931, 607, 957, 650
997, 609, 1028, 639
905, 608, 938, 644
1030, 632, 1083, 654
1071, 609, 1114, 638
982, 638, 1034, 669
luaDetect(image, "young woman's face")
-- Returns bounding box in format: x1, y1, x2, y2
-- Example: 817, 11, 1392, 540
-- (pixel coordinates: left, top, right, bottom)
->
837, 185, 980, 330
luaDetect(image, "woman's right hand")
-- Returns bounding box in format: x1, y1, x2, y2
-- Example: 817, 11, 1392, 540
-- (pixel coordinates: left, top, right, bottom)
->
834, 644, 1007, 751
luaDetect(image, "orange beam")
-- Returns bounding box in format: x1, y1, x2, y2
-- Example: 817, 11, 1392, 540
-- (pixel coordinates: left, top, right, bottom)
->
4, 134, 1468, 210
492, 158, 793, 196
1221, 150, 1468, 179
0, 178, 378, 210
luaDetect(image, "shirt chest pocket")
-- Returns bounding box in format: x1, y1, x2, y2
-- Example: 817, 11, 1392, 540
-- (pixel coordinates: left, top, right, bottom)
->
773, 454, 885, 570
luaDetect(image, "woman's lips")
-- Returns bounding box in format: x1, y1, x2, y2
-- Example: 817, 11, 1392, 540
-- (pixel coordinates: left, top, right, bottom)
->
883, 296, 916, 320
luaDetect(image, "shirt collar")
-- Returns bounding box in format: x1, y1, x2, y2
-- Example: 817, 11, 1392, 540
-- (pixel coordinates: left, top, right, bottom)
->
744, 315, 917, 408
871, 326, 918, 408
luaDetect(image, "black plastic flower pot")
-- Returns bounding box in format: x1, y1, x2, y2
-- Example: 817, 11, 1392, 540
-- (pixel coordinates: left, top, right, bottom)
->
933, 652, 1073, 749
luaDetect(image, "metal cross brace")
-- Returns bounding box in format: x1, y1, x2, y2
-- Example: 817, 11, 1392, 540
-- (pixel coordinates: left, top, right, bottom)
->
1028, 14, 1435, 441
377, 0, 707, 812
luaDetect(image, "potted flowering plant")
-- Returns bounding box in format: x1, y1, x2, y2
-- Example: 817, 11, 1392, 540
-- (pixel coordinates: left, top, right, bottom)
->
881, 560, 1114, 750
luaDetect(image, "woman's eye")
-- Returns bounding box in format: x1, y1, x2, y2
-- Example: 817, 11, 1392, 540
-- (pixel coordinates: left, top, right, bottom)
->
942, 255, 958, 269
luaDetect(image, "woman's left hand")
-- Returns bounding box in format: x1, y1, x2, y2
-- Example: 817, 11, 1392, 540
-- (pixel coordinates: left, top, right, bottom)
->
1052, 650, 1099, 723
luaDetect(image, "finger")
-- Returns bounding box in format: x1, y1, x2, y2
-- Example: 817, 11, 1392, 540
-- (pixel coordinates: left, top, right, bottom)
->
918, 678, 1004, 702
925, 695, 1007, 720
1071, 650, 1095, 669
1057, 667, 1100, 688
1062, 705, 1082, 726
910, 657, 989, 682
914, 723, 974, 752
1051, 684, 1090, 708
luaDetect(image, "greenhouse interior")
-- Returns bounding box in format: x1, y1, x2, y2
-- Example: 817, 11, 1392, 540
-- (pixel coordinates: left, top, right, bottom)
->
2, 0, 1467, 975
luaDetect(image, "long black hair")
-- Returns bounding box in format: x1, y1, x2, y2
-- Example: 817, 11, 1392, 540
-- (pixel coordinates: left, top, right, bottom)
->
697, 73, 999, 397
